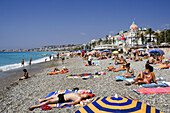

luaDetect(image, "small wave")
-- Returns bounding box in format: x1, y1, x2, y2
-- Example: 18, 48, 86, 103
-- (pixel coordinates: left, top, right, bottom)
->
0, 56, 51, 72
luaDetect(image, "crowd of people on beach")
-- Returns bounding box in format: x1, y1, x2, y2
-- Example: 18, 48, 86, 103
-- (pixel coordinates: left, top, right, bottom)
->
16, 48, 169, 111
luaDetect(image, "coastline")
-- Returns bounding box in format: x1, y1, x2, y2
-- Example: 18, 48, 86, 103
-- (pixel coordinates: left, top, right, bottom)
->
0, 59, 58, 98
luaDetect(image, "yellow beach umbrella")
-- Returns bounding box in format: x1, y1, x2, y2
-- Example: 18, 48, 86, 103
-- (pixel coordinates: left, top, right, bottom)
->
113, 51, 119, 54
74, 96, 162, 113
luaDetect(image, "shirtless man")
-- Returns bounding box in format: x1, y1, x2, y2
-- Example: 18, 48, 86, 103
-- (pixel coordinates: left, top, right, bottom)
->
28, 92, 92, 111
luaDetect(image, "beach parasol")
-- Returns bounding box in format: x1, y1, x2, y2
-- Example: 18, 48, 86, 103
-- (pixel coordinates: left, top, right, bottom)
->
112, 51, 119, 54
74, 96, 162, 113
137, 48, 145, 52
148, 49, 159, 54
154, 49, 165, 55
103, 49, 110, 52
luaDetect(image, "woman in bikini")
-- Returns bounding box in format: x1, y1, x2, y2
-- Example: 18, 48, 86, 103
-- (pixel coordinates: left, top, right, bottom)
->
122, 63, 134, 78
131, 63, 158, 85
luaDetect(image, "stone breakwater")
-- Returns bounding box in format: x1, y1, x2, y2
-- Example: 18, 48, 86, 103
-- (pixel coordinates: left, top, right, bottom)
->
0, 55, 170, 113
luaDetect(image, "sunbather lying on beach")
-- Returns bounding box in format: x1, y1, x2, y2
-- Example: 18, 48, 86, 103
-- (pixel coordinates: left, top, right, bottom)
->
28, 92, 94, 111
107, 65, 116, 71
47, 67, 68, 75
132, 53, 139, 61
130, 63, 158, 85
19, 69, 29, 80
114, 56, 127, 65
122, 63, 134, 78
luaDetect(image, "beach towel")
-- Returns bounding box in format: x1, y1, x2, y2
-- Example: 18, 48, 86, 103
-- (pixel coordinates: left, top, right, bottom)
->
141, 81, 169, 88
67, 72, 106, 79
162, 81, 170, 86
115, 76, 135, 80
133, 87, 170, 94
154, 65, 170, 70
42, 89, 94, 108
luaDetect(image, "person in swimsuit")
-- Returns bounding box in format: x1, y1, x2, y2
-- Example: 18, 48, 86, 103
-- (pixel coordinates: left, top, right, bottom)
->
132, 53, 138, 61
131, 63, 158, 85
107, 65, 116, 71
21, 59, 24, 66
28, 92, 94, 111
147, 54, 155, 64
122, 63, 134, 78
19, 69, 29, 80
29, 57, 32, 66
61, 52, 65, 64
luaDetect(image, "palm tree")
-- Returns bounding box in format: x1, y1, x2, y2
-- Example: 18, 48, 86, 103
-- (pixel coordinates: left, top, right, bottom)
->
140, 33, 145, 44
145, 28, 154, 42
154, 32, 160, 45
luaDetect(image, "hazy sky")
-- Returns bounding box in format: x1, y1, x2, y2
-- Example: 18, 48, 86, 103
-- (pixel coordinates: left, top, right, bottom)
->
0, 0, 170, 50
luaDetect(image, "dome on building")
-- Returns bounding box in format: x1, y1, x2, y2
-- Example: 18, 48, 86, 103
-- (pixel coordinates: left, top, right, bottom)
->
130, 21, 138, 31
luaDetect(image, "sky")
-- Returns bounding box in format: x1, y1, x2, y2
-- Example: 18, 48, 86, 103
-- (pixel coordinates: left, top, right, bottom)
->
0, 0, 170, 50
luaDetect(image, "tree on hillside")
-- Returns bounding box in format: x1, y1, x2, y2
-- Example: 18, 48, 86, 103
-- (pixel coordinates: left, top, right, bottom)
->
91, 41, 96, 48
97, 38, 102, 45
145, 28, 155, 42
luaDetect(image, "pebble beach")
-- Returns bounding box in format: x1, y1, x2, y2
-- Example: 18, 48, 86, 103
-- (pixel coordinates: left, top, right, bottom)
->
0, 54, 170, 113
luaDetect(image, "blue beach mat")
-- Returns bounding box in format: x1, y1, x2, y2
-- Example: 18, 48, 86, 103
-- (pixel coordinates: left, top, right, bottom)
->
141, 81, 169, 88
115, 76, 135, 80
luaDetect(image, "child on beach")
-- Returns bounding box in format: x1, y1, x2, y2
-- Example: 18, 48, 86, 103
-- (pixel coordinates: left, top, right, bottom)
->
19, 69, 29, 80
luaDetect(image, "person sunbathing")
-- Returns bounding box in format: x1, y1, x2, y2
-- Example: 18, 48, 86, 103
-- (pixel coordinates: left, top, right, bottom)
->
47, 67, 68, 75
154, 56, 162, 64
132, 53, 139, 61
147, 54, 155, 64
107, 65, 116, 71
19, 69, 29, 80
131, 63, 158, 85
113, 65, 126, 72
137, 55, 143, 61
143, 54, 149, 59
28, 92, 94, 111
115, 56, 127, 64
122, 63, 134, 78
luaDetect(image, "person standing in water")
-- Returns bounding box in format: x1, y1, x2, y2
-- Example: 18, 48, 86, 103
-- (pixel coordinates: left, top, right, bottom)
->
21, 59, 24, 66
29, 57, 32, 67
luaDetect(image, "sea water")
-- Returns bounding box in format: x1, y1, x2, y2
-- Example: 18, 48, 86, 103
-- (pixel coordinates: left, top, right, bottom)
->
0, 52, 56, 72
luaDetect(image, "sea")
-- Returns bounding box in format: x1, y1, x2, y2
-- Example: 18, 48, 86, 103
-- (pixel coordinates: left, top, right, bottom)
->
0, 52, 56, 72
